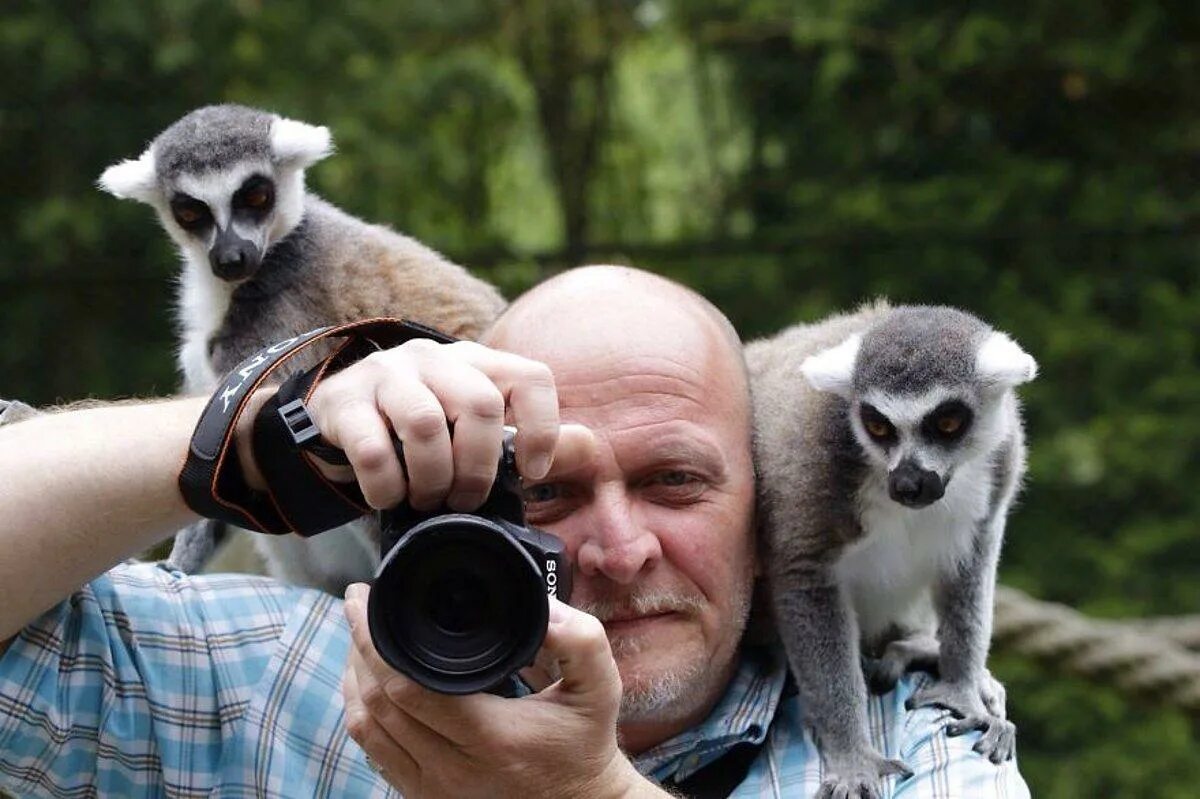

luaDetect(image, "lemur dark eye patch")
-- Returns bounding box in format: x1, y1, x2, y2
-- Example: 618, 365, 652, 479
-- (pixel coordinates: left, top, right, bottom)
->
923, 400, 972, 441
859, 403, 897, 443
234, 175, 274, 214
170, 194, 212, 231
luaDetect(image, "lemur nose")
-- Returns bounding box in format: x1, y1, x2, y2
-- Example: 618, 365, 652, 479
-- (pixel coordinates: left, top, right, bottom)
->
209, 228, 261, 281
888, 462, 945, 508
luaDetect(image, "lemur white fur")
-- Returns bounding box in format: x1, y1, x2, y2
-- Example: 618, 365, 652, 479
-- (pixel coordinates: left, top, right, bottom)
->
100, 105, 506, 595
745, 302, 1036, 799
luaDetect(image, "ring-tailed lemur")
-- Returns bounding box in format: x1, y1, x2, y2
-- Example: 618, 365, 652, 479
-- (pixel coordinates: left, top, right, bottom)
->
745, 302, 1035, 798
99, 104, 506, 595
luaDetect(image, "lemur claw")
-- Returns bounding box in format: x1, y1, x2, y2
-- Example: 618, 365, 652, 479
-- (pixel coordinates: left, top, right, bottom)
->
818, 751, 913, 799
906, 680, 1016, 763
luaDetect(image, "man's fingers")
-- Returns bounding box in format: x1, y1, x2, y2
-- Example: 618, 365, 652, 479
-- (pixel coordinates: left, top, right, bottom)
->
343, 661, 420, 788
373, 379, 454, 511
542, 423, 596, 479
442, 342, 560, 480
538, 598, 622, 707
312, 394, 407, 509
414, 356, 507, 511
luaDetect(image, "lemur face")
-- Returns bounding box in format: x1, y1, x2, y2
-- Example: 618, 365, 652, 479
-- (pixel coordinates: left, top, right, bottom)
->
166, 166, 281, 282
99, 105, 332, 285
800, 306, 1037, 510
850, 387, 991, 508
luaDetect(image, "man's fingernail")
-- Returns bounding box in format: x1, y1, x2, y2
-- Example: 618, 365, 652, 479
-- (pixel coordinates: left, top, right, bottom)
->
527, 453, 552, 480
345, 583, 367, 602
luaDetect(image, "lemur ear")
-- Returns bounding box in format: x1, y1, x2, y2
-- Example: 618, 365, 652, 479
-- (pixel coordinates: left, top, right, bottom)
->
270, 116, 333, 168
976, 331, 1038, 389
98, 148, 159, 204
801, 333, 861, 397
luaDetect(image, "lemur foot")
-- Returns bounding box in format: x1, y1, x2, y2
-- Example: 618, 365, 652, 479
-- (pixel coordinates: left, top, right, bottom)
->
817, 750, 913, 799
863, 632, 940, 694
905, 680, 1016, 763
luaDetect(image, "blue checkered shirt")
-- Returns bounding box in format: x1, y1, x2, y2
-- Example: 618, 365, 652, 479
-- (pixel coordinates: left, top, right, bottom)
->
0, 562, 1028, 798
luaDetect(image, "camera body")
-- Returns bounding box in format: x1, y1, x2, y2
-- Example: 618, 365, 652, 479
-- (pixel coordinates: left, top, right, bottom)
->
367, 429, 573, 695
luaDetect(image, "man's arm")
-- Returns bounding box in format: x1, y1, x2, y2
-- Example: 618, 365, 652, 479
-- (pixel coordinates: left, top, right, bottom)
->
0, 397, 208, 649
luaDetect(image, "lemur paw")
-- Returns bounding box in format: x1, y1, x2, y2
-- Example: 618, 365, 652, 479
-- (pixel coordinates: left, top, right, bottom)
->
906, 680, 1016, 763
863, 632, 940, 694
979, 669, 1008, 720
817, 751, 913, 799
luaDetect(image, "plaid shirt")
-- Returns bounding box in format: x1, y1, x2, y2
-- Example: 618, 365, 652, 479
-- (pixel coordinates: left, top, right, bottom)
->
1, 392, 1026, 798
0, 562, 1028, 798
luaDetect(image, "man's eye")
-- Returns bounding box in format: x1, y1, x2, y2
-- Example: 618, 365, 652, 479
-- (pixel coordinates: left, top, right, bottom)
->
522, 483, 561, 503
655, 471, 692, 487
644, 471, 706, 503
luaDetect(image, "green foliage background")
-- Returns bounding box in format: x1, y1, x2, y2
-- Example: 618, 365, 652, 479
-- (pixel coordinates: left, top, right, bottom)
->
2, 1, 1198, 794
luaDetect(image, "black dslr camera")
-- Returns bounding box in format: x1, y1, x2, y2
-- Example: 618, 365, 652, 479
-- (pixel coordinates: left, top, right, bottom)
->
367, 428, 573, 696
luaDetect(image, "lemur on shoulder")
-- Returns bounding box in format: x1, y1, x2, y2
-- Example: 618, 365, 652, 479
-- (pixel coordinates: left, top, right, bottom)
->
746, 303, 1035, 799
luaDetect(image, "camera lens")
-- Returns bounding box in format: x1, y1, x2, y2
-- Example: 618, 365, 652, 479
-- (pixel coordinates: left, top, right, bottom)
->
368, 514, 549, 695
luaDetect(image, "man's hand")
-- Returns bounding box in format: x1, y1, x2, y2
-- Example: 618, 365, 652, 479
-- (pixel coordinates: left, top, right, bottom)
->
299, 339, 562, 512
341, 586, 668, 799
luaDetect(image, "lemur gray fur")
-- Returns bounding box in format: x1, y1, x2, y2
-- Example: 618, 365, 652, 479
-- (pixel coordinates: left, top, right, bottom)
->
745, 302, 1035, 799
99, 104, 506, 595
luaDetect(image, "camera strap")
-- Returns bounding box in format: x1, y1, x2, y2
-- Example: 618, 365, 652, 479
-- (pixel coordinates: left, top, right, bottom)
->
178, 317, 455, 536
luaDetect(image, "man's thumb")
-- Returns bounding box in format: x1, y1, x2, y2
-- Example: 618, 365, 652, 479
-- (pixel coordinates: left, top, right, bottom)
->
540, 598, 622, 705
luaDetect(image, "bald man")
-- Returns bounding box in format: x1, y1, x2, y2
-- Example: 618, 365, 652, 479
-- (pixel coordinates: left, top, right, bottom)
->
0, 266, 1028, 797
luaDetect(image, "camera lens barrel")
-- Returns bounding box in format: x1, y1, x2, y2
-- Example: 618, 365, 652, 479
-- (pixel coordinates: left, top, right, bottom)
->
367, 514, 557, 695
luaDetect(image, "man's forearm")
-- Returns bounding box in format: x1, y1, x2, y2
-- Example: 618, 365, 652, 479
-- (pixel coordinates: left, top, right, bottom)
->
0, 397, 206, 644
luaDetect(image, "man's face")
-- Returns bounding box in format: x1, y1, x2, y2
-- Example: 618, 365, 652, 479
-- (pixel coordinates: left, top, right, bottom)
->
496, 288, 756, 747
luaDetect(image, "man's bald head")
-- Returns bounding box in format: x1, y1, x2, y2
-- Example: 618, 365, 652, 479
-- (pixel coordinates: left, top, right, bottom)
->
483, 265, 747, 403
484, 266, 756, 746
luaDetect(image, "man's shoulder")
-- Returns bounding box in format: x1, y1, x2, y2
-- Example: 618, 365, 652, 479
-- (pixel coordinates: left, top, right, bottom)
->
753, 672, 1030, 798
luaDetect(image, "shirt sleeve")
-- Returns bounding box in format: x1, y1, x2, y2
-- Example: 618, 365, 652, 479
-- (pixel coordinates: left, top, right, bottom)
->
0, 562, 312, 798
891, 677, 1031, 799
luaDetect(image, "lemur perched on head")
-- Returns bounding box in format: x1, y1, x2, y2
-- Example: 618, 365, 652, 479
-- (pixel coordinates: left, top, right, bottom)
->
745, 303, 1035, 799
100, 104, 506, 595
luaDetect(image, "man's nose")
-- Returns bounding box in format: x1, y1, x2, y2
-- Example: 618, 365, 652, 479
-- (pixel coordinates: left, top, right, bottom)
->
573, 488, 662, 584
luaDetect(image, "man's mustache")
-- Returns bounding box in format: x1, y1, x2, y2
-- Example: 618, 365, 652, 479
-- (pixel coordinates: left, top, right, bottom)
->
574, 590, 704, 623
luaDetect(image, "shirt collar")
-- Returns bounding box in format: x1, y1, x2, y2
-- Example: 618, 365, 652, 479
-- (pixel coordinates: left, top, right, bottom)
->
633, 645, 787, 784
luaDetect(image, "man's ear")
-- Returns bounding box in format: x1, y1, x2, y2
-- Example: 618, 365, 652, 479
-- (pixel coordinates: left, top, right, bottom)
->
976, 331, 1038, 390
270, 116, 333, 169
801, 333, 861, 398
98, 148, 159, 204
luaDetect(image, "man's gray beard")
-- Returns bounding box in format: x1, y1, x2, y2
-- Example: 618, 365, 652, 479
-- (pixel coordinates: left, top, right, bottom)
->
574, 585, 753, 724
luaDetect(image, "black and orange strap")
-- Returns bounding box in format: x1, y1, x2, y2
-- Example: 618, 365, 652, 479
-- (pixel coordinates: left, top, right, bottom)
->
178, 317, 455, 537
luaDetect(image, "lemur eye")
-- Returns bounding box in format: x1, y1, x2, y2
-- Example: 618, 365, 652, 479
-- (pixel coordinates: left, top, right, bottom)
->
235, 176, 274, 214
859, 405, 896, 442
243, 188, 269, 208
937, 416, 962, 434
923, 401, 973, 441
865, 419, 892, 438
170, 196, 211, 231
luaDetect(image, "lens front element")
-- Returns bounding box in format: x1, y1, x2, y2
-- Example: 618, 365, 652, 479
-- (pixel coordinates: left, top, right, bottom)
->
368, 515, 549, 694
